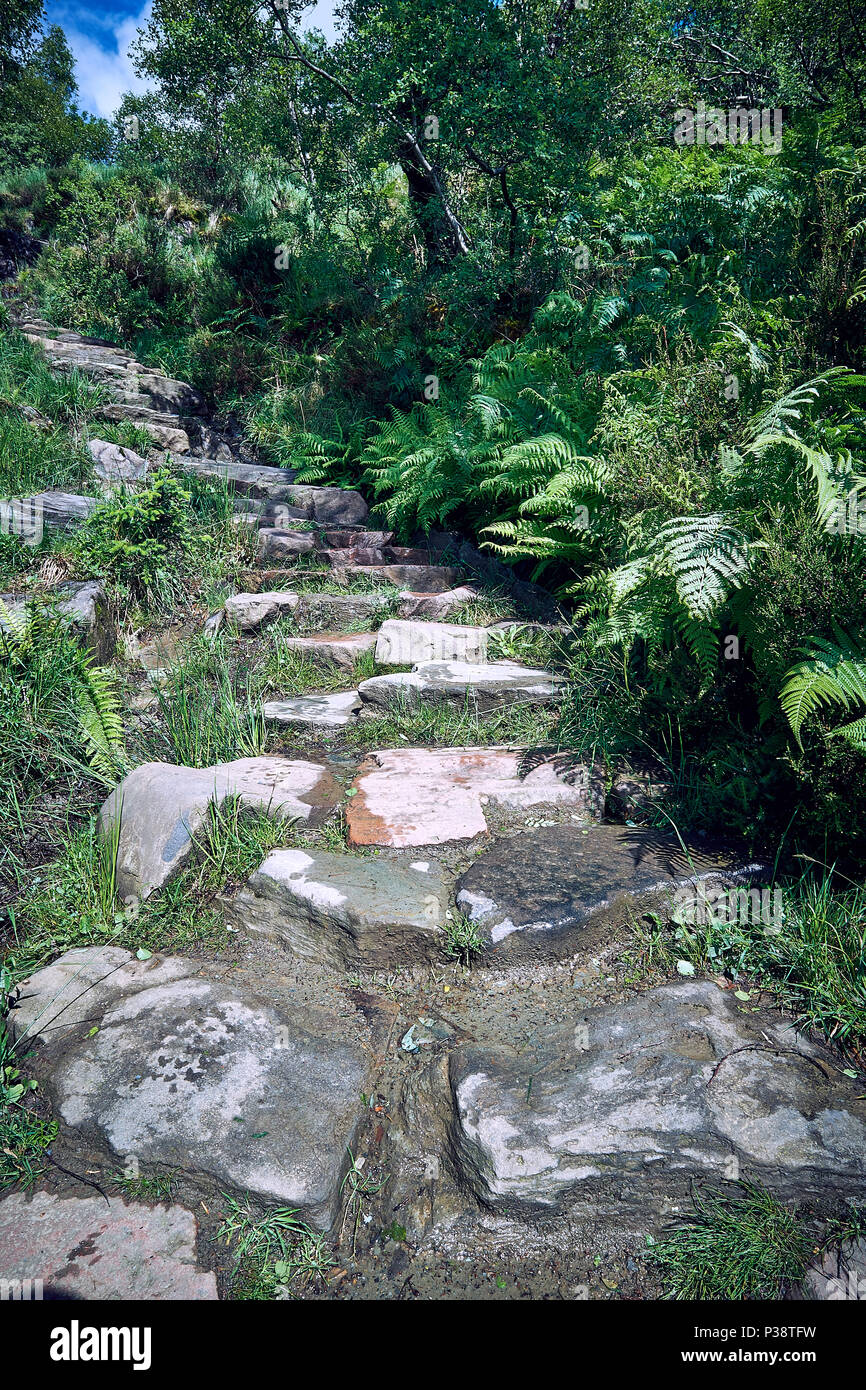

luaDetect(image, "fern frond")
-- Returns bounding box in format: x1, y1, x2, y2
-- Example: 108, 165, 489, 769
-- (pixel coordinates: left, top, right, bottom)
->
76, 663, 128, 783
780, 631, 866, 747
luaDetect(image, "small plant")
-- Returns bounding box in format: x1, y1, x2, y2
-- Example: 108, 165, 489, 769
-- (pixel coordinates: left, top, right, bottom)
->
443, 909, 486, 966
649, 1183, 812, 1299
74, 468, 196, 595
217, 1193, 334, 1299
339, 1150, 387, 1257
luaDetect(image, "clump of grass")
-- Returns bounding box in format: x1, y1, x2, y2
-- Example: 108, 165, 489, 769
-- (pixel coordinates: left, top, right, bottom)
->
344, 692, 557, 749
486, 621, 567, 671
138, 634, 268, 766
218, 1193, 334, 1300
261, 633, 351, 696
0, 330, 107, 430
90, 421, 153, 455
648, 1183, 812, 1300
113, 1168, 177, 1201
0, 1105, 57, 1190
629, 866, 866, 1061
195, 795, 294, 893
0, 409, 93, 496
0, 964, 57, 1191
6, 807, 229, 981
443, 910, 486, 966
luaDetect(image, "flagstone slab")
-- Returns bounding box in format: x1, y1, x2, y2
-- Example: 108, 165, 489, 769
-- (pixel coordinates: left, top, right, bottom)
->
339, 564, 459, 593
359, 660, 565, 711
225, 848, 449, 967
263, 691, 362, 729
396, 586, 478, 620
223, 590, 300, 630
456, 823, 770, 959
277, 632, 377, 670
374, 619, 488, 666
12, 948, 371, 1230
450, 980, 866, 1217
0, 1191, 217, 1300
346, 747, 603, 847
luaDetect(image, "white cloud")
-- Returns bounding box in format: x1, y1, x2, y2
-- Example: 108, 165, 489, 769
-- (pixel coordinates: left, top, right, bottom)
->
50, 0, 339, 122
47, 2, 153, 120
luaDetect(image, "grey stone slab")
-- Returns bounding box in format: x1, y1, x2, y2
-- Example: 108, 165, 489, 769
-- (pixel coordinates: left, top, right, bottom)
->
14, 948, 371, 1229
225, 848, 449, 968
450, 980, 866, 1217
456, 823, 770, 959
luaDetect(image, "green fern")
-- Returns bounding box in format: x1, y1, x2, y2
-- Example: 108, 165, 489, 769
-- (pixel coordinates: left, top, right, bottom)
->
76, 663, 128, 783
780, 631, 866, 749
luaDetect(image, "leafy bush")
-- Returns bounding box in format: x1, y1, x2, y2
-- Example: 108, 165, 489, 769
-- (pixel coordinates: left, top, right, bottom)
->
73, 469, 196, 595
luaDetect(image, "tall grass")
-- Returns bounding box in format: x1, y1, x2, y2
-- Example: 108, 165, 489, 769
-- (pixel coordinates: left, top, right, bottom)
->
632, 864, 866, 1059
138, 635, 268, 767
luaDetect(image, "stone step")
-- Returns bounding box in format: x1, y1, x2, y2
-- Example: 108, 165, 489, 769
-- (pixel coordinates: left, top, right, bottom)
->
324, 545, 435, 568
275, 631, 377, 670
88, 438, 148, 490
98, 401, 189, 430
12, 946, 373, 1230
396, 585, 477, 620
221, 588, 394, 633
184, 458, 299, 501
22, 490, 100, 530
22, 333, 136, 367
263, 690, 362, 729
257, 528, 317, 559
456, 822, 771, 960
359, 659, 565, 710
322, 529, 393, 549
100, 757, 342, 903
224, 590, 300, 630
225, 848, 449, 968
346, 746, 604, 847
374, 618, 488, 666
450, 979, 866, 1217
336, 563, 459, 593
181, 466, 369, 526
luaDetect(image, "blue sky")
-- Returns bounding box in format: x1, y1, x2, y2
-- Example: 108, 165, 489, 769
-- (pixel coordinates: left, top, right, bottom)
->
45, 2, 338, 119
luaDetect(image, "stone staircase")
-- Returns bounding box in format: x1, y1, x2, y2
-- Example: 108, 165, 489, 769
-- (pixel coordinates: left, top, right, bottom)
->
4, 311, 866, 1302
7, 310, 465, 593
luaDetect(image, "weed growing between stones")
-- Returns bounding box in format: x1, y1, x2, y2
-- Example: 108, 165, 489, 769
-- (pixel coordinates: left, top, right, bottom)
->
648, 1182, 813, 1300
627, 866, 866, 1062
135, 635, 269, 767
112, 1168, 178, 1202
339, 1152, 387, 1259
217, 1194, 334, 1299
443, 909, 486, 966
